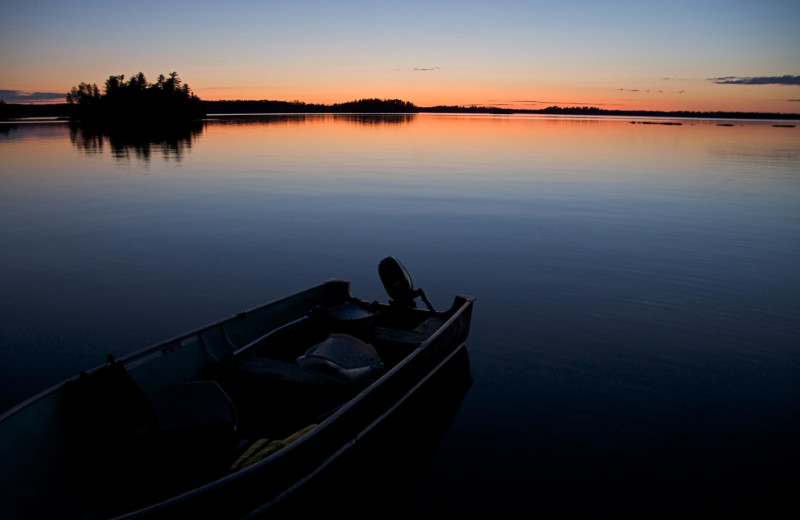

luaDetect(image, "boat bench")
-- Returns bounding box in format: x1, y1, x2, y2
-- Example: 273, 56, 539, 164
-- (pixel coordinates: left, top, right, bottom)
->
373, 316, 446, 347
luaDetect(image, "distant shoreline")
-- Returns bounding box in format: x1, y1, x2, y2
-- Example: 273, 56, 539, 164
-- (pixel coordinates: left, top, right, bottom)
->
202, 100, 800, 120
2, 99, 799, 121
419, 105, 800, 120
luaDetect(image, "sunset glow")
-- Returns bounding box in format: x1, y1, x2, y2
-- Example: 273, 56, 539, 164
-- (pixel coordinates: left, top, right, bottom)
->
2, 0, 799, 113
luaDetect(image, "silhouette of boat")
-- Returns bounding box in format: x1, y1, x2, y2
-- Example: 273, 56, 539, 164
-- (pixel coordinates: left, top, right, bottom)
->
0, 257, 476, 520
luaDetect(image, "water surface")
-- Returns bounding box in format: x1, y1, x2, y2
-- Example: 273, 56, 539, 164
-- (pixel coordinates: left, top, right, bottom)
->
1, 114, 798, 515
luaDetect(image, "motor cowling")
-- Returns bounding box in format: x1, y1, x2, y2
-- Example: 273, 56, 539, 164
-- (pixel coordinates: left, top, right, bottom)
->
378, 256, 434, 311
379, 256, 415, 307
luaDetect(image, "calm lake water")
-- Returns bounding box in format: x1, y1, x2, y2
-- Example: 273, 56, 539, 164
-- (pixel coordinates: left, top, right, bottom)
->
1, 114, 799, 516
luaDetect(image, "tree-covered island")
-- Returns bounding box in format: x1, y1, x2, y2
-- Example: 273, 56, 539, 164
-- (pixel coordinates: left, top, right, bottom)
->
66, 72, 206, 123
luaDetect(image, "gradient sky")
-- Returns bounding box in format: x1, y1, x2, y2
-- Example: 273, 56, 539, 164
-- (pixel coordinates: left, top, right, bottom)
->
1, 0, 799, 112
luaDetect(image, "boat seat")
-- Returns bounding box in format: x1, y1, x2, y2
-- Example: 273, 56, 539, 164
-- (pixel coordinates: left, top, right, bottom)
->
212, 335, 382, 436
295, 333, 384, 383
212, 353, 348, 436
220, 334, 383, 386
223, 355, 340, 386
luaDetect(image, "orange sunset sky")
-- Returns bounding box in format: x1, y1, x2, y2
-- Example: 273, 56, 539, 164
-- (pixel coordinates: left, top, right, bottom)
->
1, 0, 799, 113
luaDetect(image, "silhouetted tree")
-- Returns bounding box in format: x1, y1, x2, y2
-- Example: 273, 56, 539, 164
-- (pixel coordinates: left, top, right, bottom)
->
104, 75, 125, 95
127, 72, 148, 92
66, 82, 101, 106
164, 71, 180, 94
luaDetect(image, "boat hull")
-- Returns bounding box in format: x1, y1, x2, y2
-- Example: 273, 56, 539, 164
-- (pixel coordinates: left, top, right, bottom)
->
0, 280, 475, 520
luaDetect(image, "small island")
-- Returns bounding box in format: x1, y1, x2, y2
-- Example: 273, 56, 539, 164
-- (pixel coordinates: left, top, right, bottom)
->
65, 72, 206, 123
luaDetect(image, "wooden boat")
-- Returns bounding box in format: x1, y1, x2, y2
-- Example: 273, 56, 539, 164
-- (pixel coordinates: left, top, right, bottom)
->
0, 257, 475, 520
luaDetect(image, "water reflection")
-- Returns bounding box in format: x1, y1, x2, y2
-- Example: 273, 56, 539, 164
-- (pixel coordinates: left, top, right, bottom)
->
204, 113, 416, 127
336, 114, 416, 125
204, 114, 324, 126
68, 121, 204, 161
0, 121, 67, 141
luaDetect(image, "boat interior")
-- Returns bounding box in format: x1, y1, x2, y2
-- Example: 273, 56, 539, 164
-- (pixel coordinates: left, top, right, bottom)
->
69, 297, 448, 516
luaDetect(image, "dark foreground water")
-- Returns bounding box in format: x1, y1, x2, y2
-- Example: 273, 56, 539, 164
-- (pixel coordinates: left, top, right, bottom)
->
1, 114, 798, 516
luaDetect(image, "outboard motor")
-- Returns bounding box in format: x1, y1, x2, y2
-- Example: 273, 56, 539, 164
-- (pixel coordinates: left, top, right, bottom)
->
378, 256, 435, 311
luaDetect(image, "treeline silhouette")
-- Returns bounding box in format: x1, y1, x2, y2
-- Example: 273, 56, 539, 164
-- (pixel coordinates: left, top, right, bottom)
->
0, 100, 72, 119
419, 104, 800, 119
421, 105, 515, 114
65, 72, 205, 123
205, 98, 417, 114
527, 105, 800, 120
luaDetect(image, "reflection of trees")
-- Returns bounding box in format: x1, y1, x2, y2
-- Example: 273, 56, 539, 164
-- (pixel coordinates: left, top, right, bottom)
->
204, 114, 324, 127
203, 113, 416, 128
66, 113, 417, 160
336, 114, 416, 125
69, 121, 204, 162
